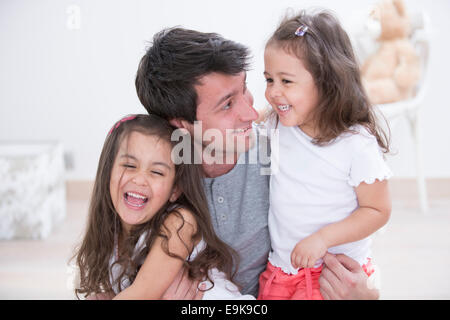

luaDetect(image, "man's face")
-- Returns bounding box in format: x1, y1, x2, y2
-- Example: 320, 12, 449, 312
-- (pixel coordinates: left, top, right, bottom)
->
189, 71, 259, 159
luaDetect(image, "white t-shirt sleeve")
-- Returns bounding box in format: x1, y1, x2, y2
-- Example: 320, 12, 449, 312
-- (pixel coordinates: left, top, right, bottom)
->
348, 132, 393, 187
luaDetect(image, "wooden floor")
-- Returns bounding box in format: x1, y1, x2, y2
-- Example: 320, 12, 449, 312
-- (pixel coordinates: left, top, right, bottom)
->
0, 179, 449, 299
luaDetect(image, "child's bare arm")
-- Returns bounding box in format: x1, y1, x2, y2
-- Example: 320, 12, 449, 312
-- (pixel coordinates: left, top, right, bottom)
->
291, 180, 391, 269
319, 179, 391, 248
114, 208, 198, 300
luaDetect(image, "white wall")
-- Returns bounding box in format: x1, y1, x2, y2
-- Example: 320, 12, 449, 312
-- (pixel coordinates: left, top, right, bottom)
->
1, 0, 449, 180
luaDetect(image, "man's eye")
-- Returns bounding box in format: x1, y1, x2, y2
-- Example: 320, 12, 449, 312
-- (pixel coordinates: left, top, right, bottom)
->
223, 103, 232, 110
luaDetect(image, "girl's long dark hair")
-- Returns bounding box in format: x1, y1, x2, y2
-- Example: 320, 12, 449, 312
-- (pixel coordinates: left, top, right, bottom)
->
71, 114, 237, 299
267, 9, 390, 153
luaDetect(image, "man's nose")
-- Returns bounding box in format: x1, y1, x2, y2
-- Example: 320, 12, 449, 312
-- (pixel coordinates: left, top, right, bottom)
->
237, 90, 258, 122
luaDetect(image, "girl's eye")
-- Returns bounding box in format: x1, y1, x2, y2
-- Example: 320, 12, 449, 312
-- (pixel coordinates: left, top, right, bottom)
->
265, 78, 273, 83
151, 171, 164, 176
282, 79, 292, 84
123, 164, 136, 169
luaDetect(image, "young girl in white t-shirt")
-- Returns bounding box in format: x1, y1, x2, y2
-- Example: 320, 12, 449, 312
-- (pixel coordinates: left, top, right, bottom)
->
258, 10, 392, 300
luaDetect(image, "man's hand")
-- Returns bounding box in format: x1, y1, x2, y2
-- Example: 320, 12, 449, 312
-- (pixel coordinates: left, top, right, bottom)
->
87, 292, 115, 300
319, 253, 379, 300
291, 232, 328, 269
161, 268, 205, 300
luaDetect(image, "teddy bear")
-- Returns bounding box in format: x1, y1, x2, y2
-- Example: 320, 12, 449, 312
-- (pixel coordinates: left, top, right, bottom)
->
360, 0, 421, 105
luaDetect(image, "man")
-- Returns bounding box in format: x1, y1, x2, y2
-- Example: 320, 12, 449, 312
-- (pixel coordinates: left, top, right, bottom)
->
135, 27, 379, 299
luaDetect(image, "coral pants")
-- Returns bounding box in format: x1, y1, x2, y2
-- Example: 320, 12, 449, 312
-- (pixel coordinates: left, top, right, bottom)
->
257, 259, 375, 300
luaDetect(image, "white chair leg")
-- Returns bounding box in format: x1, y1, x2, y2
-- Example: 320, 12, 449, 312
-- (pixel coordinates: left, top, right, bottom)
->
408, 110, 428, 213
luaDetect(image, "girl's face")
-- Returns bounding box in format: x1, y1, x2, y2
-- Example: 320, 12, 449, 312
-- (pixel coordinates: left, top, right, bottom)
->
109, 131, 180, 234
264, 45, 320, 136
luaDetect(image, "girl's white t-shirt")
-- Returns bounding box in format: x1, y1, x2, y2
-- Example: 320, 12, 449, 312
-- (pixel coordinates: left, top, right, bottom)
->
263, 119, 392, 275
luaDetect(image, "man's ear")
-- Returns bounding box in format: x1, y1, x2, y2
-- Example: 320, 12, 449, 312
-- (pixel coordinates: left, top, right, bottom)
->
169, 119, 194, 137
169, 185, 183, 203
169, 118, 192, 130
169, 118, 183, 128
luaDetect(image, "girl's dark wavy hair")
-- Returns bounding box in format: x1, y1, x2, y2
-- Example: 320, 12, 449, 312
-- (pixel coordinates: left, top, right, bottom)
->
71, 114, 238, 299
267, 9, 390, 153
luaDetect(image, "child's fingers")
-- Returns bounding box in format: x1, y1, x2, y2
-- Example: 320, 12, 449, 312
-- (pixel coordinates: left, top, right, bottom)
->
307, 258, 315, 269
292, 255, 299, 269
299, 256, 306, 269
296, 256, 302, 268
291, 251, 299, 268
300, 256, 308, 269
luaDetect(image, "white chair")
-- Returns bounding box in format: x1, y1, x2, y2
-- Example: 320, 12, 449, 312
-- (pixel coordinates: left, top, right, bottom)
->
353, 11, 431, 213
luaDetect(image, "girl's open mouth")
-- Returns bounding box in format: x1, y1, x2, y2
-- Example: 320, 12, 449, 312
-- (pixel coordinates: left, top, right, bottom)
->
277, 104, 291, 115
124, 191, 148, 209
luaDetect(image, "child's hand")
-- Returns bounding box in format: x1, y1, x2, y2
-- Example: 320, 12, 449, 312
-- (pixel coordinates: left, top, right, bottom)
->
255, 106, 272, 124
291, 232, 328, 269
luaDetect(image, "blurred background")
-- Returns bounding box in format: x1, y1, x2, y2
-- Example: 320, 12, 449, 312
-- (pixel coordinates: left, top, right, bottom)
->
0, 0, 449, 299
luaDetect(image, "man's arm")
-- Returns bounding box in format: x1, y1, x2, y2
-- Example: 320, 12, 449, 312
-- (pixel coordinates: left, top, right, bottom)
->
319, 253, 379, 300
87, 292, 115, 300
161, 268, 205, 300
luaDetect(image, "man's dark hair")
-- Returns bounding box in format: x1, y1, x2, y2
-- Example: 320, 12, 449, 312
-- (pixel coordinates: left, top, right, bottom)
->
136, 27, 251, 123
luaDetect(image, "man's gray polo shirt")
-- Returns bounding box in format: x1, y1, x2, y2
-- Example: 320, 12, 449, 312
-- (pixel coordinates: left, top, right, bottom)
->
203, 129, 271, 297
